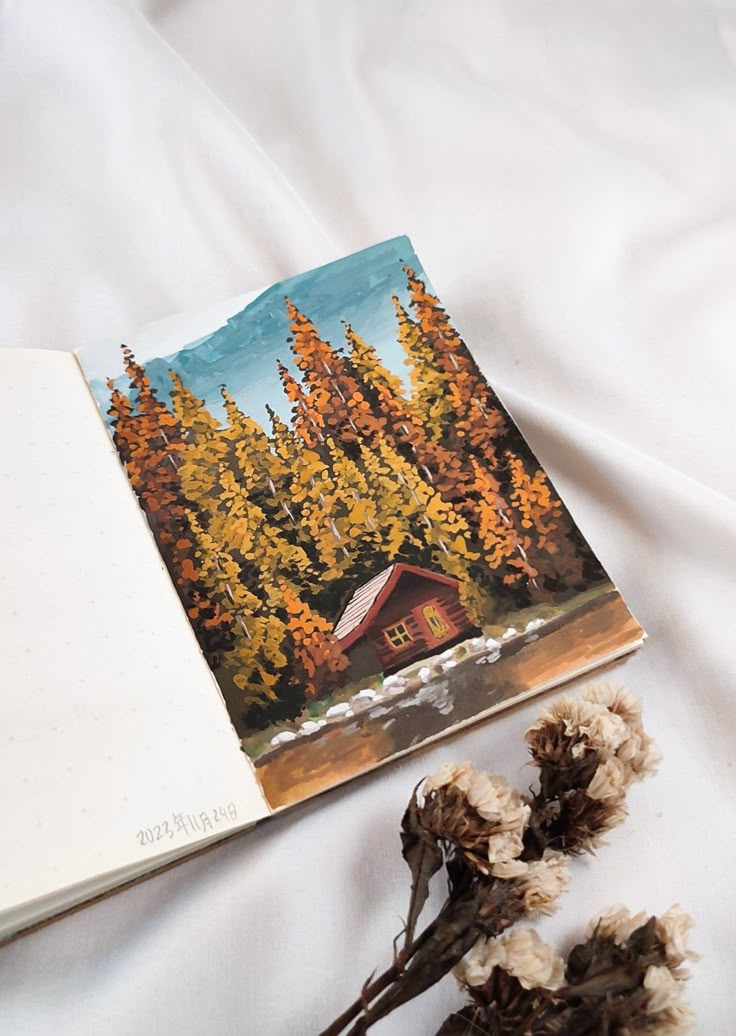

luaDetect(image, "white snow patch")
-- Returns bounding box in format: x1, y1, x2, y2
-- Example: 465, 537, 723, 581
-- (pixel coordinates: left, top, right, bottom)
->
325, 702, 353, 719
502, 627, 517, 640
418, 666, 433, 683
382, 675, 407, 692
270, 730, 298, 746
299, 720, 321, 735
352, 688, 378, 701
437, 648, 456, 662
525, 618, 546, 632
442, 659, 458, 671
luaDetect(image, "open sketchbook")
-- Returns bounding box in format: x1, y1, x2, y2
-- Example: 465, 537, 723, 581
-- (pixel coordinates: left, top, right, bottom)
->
0, 237, 644, 941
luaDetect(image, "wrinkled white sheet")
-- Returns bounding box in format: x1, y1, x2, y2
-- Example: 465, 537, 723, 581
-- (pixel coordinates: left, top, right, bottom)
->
1, 1, 734, 1032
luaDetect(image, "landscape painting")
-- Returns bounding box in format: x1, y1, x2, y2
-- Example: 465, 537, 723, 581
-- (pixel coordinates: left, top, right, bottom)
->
83, 237, 644, 809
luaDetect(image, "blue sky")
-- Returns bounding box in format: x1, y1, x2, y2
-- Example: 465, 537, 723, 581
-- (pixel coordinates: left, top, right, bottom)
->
90, 236, 430, 429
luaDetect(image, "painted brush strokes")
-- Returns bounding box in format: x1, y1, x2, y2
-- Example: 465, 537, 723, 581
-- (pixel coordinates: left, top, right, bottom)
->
86, 237, 643, 809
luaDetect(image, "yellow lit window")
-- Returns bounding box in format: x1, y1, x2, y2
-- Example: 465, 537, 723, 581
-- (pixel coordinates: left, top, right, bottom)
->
384, 622, 413, 649
423, 604, 449, 638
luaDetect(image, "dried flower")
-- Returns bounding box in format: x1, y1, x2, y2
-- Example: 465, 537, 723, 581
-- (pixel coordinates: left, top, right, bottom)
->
655, 905, 700, 970
455, 927, 565, 992
585, 903, 651, 944
586, 755, 628, 800
525, 695, 630, 766
643, 965, 694, 1034
523, 684, 661, 857
323, 687, 665, 1036
491, 850, 570, 915
420, 761, 530, 871
441, 905, 697, 1036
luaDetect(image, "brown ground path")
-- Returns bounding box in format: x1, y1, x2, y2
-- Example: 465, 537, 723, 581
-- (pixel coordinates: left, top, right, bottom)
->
254, 590, 643, 809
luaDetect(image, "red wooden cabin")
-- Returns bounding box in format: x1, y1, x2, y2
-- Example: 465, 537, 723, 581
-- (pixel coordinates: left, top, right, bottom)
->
332, 563, 479, 682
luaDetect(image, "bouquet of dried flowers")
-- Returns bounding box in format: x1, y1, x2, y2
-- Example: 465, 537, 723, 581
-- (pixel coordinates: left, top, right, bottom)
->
442, 904, 697, 1034
320, 685, 695, 1035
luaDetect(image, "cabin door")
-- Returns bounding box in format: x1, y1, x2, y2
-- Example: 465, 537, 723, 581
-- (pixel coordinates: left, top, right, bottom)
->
416, 600, 455, 646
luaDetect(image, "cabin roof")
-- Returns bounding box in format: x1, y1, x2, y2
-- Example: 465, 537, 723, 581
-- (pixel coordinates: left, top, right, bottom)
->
332, 563, 459, 649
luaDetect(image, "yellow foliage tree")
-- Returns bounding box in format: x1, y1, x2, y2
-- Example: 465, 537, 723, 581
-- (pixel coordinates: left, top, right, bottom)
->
184, 508, 290, 708
168, 371, 229, 504
344, 320, 471, 503
367, 437, 491, 626
392, 294, 454, 438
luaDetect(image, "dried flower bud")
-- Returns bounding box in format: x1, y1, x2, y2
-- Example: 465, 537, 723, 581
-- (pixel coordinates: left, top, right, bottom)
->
454, 927, 565, 992
420, 761, 530, 872
491, 850, 570, 915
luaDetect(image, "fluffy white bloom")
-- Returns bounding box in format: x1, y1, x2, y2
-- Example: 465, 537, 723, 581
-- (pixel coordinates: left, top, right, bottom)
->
586, 756, 628, 801
527, 697, 631, 757
454, 928, 565, 991
582, 683, 643, 731
584, 904, 650, 944
655, 905, 699, 968
423, 760, 470, 794
423, 761, 530, 866
644, 966, 682, 1013
502, 928, 566, 990
492, 850, 570, 915
454, 935, 506, 988
643, 965, 694, 1033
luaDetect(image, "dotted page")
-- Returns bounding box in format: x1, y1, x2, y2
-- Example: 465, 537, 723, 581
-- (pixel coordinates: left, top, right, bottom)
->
0, 350, 269, 919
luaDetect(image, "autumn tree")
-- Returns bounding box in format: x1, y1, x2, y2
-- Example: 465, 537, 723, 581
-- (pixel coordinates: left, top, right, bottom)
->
344, 321, 472, 503
168, 371, 229, 504
506, 451, 587, 593
181, 507, 301, 728
469, 457, 540, 594
108, 351, 235, 668
280, 582, 348, 698
276, 359, 327, 449
286, 297, 386, 449
393, 294, 455, 437
365, 437, 493, 627
402, 267, 507, 465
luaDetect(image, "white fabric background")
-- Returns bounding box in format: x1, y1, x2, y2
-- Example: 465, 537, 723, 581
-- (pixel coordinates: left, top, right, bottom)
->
1, 1, 735, 1032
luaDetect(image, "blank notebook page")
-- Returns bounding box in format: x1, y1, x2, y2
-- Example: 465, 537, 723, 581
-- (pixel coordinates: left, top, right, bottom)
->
0, 350, 269, 924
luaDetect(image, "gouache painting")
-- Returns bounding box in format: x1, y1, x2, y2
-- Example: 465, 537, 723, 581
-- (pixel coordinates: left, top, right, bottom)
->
85, 237, 644, 809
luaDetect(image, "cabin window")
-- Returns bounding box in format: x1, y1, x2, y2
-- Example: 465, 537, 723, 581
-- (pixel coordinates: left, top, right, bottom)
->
384, 622, 413, 649
422, 604, 449, 638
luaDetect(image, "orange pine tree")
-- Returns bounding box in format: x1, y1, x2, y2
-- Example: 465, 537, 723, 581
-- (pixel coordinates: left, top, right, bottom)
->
277, 359, 327, 448
469, 457, 539, 592
402, 267, 507, 464
286, 297, 386, 448
506, 451, 584, 591
280, 582, 348, 697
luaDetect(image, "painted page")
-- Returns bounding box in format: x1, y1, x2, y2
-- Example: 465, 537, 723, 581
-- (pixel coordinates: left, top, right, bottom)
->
0, 350, 269, 937
78, 237, 644, 812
